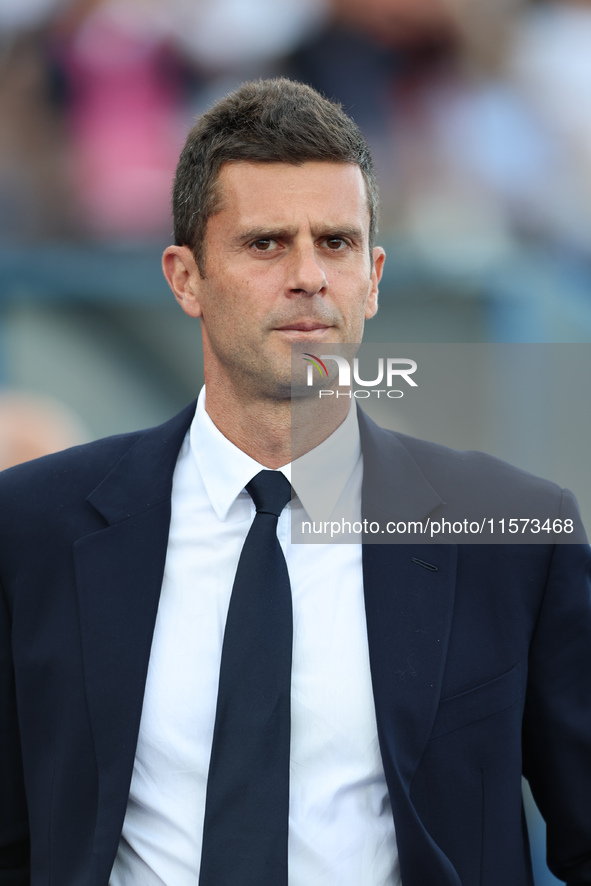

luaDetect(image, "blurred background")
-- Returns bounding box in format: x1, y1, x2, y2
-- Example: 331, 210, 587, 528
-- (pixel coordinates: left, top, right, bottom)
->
1, 0, 590, 880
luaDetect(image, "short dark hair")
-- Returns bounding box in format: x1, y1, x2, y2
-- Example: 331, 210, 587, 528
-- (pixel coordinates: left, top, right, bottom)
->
172, 78, 379, 276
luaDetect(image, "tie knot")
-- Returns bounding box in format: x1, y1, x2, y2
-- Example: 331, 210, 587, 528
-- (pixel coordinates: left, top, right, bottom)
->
246, 470, 292, 517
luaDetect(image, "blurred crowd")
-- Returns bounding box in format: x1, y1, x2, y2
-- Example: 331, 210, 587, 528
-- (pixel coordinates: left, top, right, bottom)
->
0, 389, 87, 469
2, 0, 591, 269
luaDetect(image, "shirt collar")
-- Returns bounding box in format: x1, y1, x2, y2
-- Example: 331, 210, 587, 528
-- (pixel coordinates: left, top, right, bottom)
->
191, 388, 275, 521
190, 387, 360, 522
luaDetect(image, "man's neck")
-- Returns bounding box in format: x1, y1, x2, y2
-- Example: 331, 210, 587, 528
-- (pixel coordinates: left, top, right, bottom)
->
203, 382, 350, 469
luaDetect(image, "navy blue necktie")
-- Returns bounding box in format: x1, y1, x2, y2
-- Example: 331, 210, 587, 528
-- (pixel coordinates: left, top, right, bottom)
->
199, 470, 293, 886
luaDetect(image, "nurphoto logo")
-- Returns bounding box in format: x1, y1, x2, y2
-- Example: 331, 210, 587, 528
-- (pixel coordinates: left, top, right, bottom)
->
303, 354, 418, 399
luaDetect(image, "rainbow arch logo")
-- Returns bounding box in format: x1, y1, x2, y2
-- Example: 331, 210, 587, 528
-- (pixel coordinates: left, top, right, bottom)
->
302, 353, 328, 377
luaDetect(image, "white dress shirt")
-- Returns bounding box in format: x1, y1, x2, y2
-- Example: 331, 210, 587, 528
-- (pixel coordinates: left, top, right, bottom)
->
109, 389, 400, 886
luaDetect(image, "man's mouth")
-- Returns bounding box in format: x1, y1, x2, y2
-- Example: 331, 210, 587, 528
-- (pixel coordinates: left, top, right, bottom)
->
274, 322, 332, 333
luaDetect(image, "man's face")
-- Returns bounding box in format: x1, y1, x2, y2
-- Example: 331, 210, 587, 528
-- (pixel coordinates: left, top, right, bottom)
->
166, 160, 384, 400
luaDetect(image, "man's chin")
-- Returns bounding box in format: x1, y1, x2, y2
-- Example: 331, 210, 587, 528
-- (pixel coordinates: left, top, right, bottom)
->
245, 373, 294, 402
290, 380, 324, 400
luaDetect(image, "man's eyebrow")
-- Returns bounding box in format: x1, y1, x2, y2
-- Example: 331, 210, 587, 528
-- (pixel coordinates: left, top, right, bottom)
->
314, 225, 364, 241
236, 227, 296, 242
235, 224, 365, 242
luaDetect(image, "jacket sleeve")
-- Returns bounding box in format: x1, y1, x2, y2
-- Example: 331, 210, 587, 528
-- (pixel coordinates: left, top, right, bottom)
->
522, 497, 591, 886
0, 573, 30, 885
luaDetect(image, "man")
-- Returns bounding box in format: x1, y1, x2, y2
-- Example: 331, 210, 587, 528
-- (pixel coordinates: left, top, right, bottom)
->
1, 78, 591, 886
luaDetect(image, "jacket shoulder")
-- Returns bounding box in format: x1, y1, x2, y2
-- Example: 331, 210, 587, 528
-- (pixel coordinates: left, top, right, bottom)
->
357, 408, 579, 529
395, 429, 561, 497
0, 430, 141, 491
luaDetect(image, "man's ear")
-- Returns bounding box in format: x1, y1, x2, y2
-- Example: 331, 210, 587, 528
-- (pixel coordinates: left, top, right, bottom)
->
162, 245, 204, 318
366, 247, 385, 320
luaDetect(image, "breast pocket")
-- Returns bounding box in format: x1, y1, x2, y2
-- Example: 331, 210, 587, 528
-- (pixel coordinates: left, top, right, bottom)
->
430, 663, 521, 740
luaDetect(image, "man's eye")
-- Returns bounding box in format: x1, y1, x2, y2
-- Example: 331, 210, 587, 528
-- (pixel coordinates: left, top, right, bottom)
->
324, 238, 347, 250
252, 239, 278, 251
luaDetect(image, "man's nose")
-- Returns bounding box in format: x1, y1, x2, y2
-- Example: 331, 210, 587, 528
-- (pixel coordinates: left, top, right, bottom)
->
286, 243, 328, 297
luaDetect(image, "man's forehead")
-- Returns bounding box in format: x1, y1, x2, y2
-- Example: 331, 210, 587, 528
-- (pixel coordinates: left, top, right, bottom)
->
215, 160, 370, 223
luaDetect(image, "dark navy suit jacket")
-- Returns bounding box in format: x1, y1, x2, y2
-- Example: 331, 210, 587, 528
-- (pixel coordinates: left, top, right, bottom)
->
1, 402, 591, 886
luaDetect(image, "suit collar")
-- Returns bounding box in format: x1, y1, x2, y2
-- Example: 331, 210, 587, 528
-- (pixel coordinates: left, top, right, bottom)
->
86, 401, 440, 528
87, 401, 196, 525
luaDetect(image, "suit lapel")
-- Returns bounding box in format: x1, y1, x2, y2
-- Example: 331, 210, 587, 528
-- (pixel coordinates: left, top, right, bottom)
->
359, 409, 461, 886
72, 403, 195, 879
